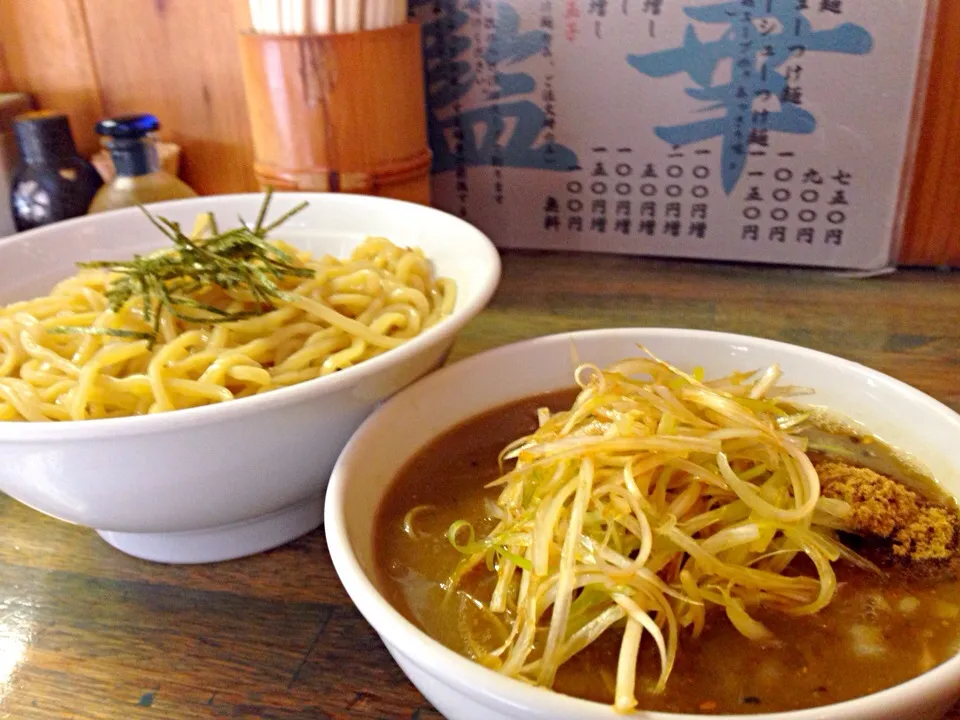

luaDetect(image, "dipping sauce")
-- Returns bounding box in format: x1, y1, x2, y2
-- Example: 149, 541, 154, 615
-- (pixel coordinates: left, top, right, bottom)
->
375, 389, 960, 714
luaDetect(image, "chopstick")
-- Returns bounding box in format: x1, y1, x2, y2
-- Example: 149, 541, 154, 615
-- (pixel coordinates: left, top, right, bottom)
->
311, 0, 334, 33
393, 0, 407, 26
335, 0, 360, 32
282, 0, 307, 33
248, 0, 408, 33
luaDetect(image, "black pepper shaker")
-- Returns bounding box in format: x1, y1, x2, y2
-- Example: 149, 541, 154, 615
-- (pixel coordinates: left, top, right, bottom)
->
10, 111, 103, 231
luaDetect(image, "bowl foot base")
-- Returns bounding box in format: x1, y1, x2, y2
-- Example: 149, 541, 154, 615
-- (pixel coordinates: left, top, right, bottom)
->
96, 495, 324, 564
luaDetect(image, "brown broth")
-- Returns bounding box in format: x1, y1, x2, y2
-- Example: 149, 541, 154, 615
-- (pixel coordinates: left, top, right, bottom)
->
374, 390, 960, 714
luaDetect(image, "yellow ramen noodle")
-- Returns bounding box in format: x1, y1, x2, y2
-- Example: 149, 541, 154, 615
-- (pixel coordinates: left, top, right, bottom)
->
0, 237, 456, 421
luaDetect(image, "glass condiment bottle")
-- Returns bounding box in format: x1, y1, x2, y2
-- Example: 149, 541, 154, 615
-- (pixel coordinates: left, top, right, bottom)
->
88, 114, 197, 213
10, 111, 103, 231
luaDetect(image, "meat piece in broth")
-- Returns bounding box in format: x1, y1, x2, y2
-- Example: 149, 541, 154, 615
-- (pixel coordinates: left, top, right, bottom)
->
816, 458, 960, 581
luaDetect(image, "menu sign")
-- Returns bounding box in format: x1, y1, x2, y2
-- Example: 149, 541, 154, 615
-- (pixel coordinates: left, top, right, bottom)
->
413, 0, 931, 269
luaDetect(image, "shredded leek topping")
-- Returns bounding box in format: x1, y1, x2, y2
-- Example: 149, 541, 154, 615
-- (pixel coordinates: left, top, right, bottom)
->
444, 348, 866, 713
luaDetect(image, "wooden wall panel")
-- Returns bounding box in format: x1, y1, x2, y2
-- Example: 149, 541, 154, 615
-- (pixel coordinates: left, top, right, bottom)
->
0, 0, 103, 155
0, 32, 12, 90
900, 0, 960, 267
81, 0, 257, 195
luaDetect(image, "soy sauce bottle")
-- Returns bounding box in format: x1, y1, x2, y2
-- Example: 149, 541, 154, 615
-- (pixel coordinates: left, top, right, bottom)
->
9, 111, 103, 231
88, 114, 197, 214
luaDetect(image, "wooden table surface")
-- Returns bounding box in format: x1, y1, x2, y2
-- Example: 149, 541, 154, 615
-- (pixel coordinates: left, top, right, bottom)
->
1, 251, 959, 720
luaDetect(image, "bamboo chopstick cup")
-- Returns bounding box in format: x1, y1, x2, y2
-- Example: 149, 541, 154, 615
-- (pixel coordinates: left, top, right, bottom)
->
236, 21, 430, 204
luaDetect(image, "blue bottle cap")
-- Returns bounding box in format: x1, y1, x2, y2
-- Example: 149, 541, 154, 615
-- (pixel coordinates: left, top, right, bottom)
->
95, 114, 161, 139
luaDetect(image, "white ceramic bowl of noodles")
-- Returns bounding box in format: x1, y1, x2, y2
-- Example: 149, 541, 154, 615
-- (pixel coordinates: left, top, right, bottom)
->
325, 328, 960, 720
0, 192, 500, 564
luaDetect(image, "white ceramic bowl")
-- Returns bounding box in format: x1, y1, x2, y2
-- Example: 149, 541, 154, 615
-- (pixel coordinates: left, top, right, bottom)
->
325, 328, 960, 720
0, 192, 500, 564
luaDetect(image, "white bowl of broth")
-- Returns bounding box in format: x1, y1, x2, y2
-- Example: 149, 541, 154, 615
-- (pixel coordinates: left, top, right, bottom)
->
0, 192, 500, 563
325, 328, 960, 720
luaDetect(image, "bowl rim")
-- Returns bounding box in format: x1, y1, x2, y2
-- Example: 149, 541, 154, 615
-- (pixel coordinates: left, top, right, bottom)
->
325, 327, 960, 720
0, 192, 501, 440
